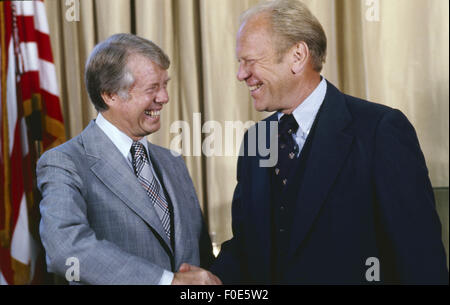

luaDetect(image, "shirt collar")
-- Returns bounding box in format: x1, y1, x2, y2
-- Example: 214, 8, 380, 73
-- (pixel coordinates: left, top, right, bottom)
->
278, 77, 327, 137
95, 112, 149, 160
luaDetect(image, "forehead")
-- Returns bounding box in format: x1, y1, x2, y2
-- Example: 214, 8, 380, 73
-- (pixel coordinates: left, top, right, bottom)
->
236, 14, 275, 58
127, 54, 168, 82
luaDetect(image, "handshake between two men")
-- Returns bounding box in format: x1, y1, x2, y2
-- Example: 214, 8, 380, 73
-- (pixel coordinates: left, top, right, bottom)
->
172, 264, 222, 285
36, 0, 448, 285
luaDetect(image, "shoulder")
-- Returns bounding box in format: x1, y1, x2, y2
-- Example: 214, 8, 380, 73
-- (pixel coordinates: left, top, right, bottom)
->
38, 134, 83, 166
147, 142, 196, 189
324, 81, 394, 121
345, 94, 395, 120
343, 94, 412, 134
37, 123, 96, 169
324, 81, 409, 134
36, 133, 89, 193
147, 141, 180, 159
147, 142, 186, 167
328, 85, 418, 153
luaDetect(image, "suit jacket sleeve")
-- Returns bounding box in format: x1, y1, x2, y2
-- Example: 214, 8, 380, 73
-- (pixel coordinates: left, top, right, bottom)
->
177, 155, 215, 270
373, 109, 448, 284
37, 149, 168, 284
210, 141, 248, 284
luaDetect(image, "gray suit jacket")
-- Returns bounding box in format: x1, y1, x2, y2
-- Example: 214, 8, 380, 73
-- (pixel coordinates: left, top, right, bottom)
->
37, 120, 213, 284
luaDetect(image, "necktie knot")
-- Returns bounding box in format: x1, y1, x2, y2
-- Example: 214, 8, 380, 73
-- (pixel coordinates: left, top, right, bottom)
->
279, 114, 299, 138
131, 141, 147, 162
130, 141, 150, 178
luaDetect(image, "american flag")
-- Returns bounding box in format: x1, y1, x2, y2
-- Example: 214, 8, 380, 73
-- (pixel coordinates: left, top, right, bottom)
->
0, 0, 65, 284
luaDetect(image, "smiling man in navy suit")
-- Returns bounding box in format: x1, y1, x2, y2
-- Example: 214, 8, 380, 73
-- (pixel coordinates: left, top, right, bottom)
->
211, 0, 448, 284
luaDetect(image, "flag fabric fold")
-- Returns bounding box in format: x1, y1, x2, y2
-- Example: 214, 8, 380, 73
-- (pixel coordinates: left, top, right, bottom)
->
1, 0, 65, 285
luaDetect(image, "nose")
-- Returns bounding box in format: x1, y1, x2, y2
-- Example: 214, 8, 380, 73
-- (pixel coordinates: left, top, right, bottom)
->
237, 62, 250, 82
156, 87, 169, 104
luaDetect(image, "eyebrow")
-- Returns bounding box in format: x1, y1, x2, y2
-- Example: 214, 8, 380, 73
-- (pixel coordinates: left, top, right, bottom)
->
146, 77, 171, 90
237, 55, 256, 62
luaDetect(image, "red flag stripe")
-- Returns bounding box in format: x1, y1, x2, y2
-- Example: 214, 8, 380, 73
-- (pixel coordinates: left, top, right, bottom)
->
16, 16, 37, 44
40, 89, 64, 121
15, 15, 53, 63
36, 30, 53, 62
17, 71, 40, 101
13, 0, 49, 35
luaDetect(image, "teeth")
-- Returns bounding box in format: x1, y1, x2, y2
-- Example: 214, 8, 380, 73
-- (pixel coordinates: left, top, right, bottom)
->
144, 110, 161, 116
249, 84, 262, 91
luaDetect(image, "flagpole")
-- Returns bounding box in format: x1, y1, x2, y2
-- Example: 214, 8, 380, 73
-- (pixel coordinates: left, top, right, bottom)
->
0, 0, 12, 250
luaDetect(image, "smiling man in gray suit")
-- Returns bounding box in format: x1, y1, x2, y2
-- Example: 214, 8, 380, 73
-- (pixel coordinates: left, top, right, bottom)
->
37, 33, 221, 285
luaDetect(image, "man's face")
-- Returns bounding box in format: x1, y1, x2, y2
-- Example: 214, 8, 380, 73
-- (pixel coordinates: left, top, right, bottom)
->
236, 15, 294, 112
105, 54, 170, 141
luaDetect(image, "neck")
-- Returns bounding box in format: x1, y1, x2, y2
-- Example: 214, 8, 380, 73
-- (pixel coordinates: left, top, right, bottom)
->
281, 72, 321, 114
100, 111, 143, 142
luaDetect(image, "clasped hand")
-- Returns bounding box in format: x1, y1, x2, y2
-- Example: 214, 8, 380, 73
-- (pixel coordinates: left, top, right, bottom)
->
171, 263, 222, 285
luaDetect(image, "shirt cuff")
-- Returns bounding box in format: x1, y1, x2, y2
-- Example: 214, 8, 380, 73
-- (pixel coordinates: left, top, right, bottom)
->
158, 270, 174, 285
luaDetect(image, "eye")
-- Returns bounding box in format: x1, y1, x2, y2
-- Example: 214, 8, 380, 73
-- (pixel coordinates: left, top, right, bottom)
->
146, 85, 158, 92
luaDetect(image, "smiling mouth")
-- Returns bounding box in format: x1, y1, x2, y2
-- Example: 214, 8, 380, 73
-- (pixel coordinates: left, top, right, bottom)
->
144, 110, 161, 117
249, 83, 263, 93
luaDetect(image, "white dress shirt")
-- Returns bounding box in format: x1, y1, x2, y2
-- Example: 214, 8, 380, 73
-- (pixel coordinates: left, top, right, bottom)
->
277, 77, 327, 155
95, 112, 174, 285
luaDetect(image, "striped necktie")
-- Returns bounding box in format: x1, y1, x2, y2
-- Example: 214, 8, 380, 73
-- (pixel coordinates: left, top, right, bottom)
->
130, 141, 171, 240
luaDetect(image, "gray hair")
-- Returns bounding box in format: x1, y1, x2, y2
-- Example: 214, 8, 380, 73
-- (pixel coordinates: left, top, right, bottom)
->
240, 0, 327, 72
85, 33, 170, 112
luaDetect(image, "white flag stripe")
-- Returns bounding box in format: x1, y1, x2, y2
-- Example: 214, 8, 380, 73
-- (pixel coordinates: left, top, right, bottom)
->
32, 0, 50, 35
39, 58, 60, 96
18, 42, 60, 96
12, 1, 35, 17
19, 41, 39, 73
14, 1, 49, 35
10, 194, 31, 266
0, 269, 8, 285
7, 40, 18, 155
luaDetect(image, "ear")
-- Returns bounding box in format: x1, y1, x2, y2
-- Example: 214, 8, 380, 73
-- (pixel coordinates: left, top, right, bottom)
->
101, 92, 117, 107
291, 41, 309, 75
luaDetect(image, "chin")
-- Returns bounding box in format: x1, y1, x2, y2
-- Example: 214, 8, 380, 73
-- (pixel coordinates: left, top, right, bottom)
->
255, 104, 272, 113
253, 100, 267, 112
142, 119, 161, 134
147, 127, 160, 135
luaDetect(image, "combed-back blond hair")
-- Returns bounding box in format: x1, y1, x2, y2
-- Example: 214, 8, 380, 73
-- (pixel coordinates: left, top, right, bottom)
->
240, 0, 327, 72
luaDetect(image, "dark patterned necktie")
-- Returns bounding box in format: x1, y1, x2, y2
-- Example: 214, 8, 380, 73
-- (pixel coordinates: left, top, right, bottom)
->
273, 114, 299, 190
130, 142, 171, 240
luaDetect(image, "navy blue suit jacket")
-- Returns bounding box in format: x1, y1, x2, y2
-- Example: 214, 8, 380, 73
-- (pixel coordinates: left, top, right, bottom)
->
211, 81, 448, 284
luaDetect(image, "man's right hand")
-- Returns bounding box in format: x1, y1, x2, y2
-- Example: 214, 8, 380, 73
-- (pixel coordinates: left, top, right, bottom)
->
171, 263, 222, 285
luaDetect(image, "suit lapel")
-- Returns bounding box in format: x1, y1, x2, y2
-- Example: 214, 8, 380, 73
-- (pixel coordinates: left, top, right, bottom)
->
287, 82, 354, 259
146, 143, 190, 266
251, 115, 278, 282
82, 121, 173, 253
